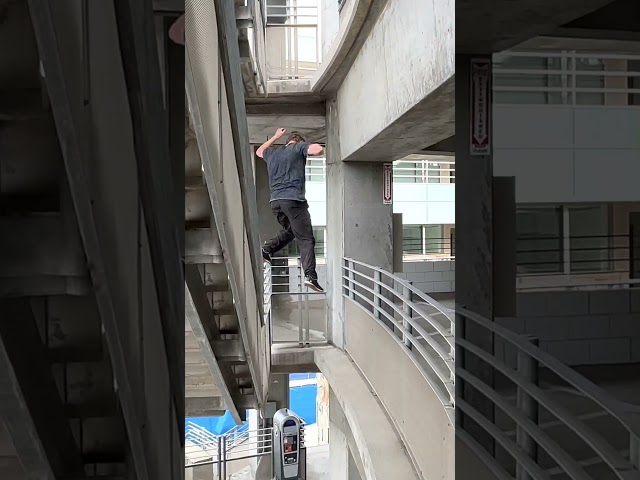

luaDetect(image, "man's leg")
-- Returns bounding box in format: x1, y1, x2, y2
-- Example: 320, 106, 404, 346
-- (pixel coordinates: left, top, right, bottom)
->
263, 201, 295, 258
281, 201, 322, 291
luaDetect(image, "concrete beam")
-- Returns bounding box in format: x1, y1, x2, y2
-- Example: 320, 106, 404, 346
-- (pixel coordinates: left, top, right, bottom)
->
457, 0, 617, 54
28, 3, 151, 477
246, 102, 326, 116
211, 0, 264, 302
111, 0, 185, 430
0, 299, 84, 479
270, 345, 326, 373
248, 115, 326, 144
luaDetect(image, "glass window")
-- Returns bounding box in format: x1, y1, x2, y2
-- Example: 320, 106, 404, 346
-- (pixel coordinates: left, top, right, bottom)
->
306, 158, 325, 182
493, 55, 564, 105
575, 57, 605, 105
427, 163, 441, 184
425, 225, 444, 254
403, 226, 423, 254
394, 162, 419, 183
517, 206, 563, 274
568, 205, 610, 272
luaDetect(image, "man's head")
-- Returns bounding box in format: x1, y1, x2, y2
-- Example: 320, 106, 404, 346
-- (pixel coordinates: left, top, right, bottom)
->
286, 132, 305, 144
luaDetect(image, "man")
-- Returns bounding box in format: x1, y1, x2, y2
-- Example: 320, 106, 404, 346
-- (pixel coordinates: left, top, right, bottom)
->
257, 128, 324, 292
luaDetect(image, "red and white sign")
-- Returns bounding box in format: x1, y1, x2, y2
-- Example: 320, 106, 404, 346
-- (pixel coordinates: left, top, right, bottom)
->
383, 163, 393, 204
470, 58, 490, 156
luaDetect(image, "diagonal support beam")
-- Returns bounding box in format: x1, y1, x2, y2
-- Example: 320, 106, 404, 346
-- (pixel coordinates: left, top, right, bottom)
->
111, 0, 184, 436
0, 299, 84, 479
27, 2, 151, 478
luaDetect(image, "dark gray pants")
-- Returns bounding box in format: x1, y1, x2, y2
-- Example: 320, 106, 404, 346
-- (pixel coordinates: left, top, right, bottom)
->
263, 200, 318, 279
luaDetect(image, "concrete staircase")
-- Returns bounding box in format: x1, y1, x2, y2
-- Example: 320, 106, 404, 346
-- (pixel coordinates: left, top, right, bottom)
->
185, 117, 257, 421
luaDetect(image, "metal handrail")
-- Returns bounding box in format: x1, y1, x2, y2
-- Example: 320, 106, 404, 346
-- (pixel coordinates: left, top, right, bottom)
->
456, 306, 640, 479
186, 426, 274, 470
493, 51, 640, 106
342, 257, 455, 420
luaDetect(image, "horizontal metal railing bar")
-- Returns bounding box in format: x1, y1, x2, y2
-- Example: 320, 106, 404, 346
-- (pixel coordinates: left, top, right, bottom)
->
342, 268, 454, 355
457, 399, 551, 480
343, 262, 454, 344
494, 51, 640, 60
342, 279, 454, 396
344, 257, 453, 322
457, 336, 637, 477
495, 68, 640, 77
456, 368, 590, 480
458, 306, 640, 437
270, 291, 326, 296
344, 288, 454, 410
185, 452, 272, 468
494, 86, 640, 94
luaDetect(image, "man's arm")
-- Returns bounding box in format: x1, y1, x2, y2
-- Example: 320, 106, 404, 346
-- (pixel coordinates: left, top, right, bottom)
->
256, 128, 286, 158
307, 144, 324, 156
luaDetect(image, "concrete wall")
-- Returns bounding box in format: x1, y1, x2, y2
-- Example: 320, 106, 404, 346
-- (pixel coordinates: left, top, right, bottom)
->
497, 289, 640, 366
395, 260, 455, 293
494, 106, 640, 203
344, 300, 454, 480
336, 0, 454, 160
320, 0, 340, 57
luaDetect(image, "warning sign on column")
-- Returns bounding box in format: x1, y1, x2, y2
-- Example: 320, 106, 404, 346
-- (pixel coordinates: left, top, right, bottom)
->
383, 163, 393, 205
470, 58, 491, 156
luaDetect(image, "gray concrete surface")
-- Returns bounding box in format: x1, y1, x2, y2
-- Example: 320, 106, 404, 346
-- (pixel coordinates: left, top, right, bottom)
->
315, 347, 420, 480
336, 0, 454, 161
343, 300, 454, 480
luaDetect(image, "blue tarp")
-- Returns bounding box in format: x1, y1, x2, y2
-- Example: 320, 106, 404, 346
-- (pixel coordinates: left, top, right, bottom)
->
290, 385, 317, 425
186, 410, 237, 435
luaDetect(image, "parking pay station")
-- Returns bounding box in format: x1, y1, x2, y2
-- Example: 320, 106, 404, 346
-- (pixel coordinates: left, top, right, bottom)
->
273, 408, 306, 480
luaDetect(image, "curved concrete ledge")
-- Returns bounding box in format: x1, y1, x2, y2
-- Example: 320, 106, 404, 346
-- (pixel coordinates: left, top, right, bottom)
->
343, 300, 454, 480
310, 0, 389, 93
314, 347, 419, 480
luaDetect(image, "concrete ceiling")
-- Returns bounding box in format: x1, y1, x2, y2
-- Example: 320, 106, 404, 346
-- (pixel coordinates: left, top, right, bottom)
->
457, 0, 618, 54
247, 114, 326, 145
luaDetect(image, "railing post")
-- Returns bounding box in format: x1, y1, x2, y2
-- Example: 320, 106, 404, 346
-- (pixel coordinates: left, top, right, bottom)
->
222, 435, 227, 479
516, 335, 539, 480
347, 259, 355, 299
402, 283, 413, 349
374, 270, 382, 320
298, 258, 304, 346
217, 439, 222, 479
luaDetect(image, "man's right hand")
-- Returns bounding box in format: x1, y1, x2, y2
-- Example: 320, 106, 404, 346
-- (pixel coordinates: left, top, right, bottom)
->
274, 128, 286, 139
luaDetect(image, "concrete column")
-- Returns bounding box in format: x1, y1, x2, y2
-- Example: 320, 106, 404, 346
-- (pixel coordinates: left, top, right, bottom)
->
326, 97, 394, 348
455, 54, 495, 451
266, 373, 290, 411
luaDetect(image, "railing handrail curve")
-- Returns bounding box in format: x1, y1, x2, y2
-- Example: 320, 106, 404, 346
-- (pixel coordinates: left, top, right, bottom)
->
457, 305, 640, 439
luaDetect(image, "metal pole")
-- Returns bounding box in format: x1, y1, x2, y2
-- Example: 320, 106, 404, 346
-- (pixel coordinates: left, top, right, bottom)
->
374, 270, 381, 321
516, 336, 539, 480
298, 259, 304, 346
402, 283, 413, 349
348, 260, 355, 299
222, 436, 227, 479
217, 439, 222, 479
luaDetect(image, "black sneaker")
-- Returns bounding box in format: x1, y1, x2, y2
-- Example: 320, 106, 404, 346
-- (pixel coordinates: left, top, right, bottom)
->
262, 248, 272, 265
304, 276, 324, 293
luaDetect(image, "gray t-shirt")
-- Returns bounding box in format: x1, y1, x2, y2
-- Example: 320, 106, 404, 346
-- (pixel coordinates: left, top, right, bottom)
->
264, 142, 309, 202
